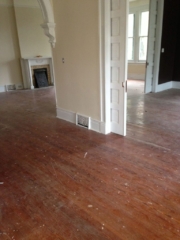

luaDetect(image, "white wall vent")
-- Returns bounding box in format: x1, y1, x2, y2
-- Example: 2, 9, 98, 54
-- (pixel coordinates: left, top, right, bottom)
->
15, 83, 23, 90
6, 84, 16, 91
76, 114, 90, 129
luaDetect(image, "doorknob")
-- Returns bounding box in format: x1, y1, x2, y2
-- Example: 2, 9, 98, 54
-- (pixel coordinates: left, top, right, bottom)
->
122, 80, 127, 92
146, 61, 149, 68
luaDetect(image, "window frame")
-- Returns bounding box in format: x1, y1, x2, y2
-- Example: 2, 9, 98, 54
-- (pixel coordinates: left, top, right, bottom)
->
128, 13, 135, 61
128, 5, 149, 64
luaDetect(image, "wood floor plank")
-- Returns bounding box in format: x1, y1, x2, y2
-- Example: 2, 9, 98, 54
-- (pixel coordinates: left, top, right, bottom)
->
1, 86, 180, 239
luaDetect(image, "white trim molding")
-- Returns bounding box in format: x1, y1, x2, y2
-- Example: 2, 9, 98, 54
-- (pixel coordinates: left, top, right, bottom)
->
0, 84, 24, 93
56, 107, 106, 134
37, 0, 56, 48
104, 0, 111, 134
0, 86, 6, 93
172, 82, 180, 89
156, 81, 172, 92
152, 0, 164, 92
156, 81, 180, 92
98, 0, 104, 123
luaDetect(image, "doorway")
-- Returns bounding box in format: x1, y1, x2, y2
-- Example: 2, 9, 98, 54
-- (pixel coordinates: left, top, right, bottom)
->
103, 0, 164, 136
127, 0, 150, 96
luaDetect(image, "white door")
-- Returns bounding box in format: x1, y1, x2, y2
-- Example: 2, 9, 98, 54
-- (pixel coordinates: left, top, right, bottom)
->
110, 0, 128, 136
145, 0, 158, 93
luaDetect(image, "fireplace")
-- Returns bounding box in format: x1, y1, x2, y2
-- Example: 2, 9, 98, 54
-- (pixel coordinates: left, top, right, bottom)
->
21, 57, 54, 89
34, 68, 48, 88
31, 65, 51, 87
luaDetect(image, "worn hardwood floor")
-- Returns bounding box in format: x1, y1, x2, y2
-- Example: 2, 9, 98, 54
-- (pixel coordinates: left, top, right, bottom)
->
0, 84, 180, 240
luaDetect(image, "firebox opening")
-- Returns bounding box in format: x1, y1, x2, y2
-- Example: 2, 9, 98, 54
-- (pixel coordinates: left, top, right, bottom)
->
34, 68, 49, 88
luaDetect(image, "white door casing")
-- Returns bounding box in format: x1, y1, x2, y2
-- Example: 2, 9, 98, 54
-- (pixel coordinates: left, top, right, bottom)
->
152, 0, 164, 92
109, 0, 128, 136
145, 0, 158, 93
103, 0, 164, 136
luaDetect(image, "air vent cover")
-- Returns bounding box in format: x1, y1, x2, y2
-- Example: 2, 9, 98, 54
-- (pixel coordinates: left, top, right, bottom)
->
76, 114, 90, 129
6, 84, 16, 91
16, 84, 23, 90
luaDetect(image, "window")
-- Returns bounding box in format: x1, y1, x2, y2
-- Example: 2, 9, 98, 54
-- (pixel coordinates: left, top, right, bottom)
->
128, 9, 149, 62
128, 14, 134, 61
139, 11, 149, 60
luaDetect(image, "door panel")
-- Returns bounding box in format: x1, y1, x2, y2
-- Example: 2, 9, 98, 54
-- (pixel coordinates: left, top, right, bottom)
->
110, 0, 128, 136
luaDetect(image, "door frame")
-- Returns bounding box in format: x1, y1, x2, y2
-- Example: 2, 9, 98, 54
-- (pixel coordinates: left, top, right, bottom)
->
99, 0, 128, 135
100, 0, 164, 135
152, 0, 164, 92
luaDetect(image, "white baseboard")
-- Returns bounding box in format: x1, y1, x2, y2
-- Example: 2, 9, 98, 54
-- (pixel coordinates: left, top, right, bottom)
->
172, 81, 180, 89
56, 107, 76, 124
0, 86, 6, 93
0, 83, 24, 92
156, 81, 180, 92
156, 81, 172, 92
56, 107, 106, 134
128, 74, 145, 81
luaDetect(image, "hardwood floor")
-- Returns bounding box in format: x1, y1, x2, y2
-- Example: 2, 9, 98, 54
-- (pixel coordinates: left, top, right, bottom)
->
127, 80, 180, 154
0, 85, 180, 239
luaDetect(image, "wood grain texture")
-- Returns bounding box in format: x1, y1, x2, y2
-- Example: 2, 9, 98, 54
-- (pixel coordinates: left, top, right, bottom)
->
0, 85, 180, 239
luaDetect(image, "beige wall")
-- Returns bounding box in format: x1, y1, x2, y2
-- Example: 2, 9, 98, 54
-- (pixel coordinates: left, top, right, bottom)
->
52, 0, 100, 120
14, 3, 51, 58
129, 0, 149, 9
128, 63, 146, 80
0, 3, 22, 86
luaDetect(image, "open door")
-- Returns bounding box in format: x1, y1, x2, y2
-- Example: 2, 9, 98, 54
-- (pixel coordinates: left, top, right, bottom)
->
145, 0, 158, 93
110, 0, 128, 136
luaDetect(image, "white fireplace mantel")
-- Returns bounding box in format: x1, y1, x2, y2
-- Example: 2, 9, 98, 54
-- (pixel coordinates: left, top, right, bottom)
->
21, 57, 55, 89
